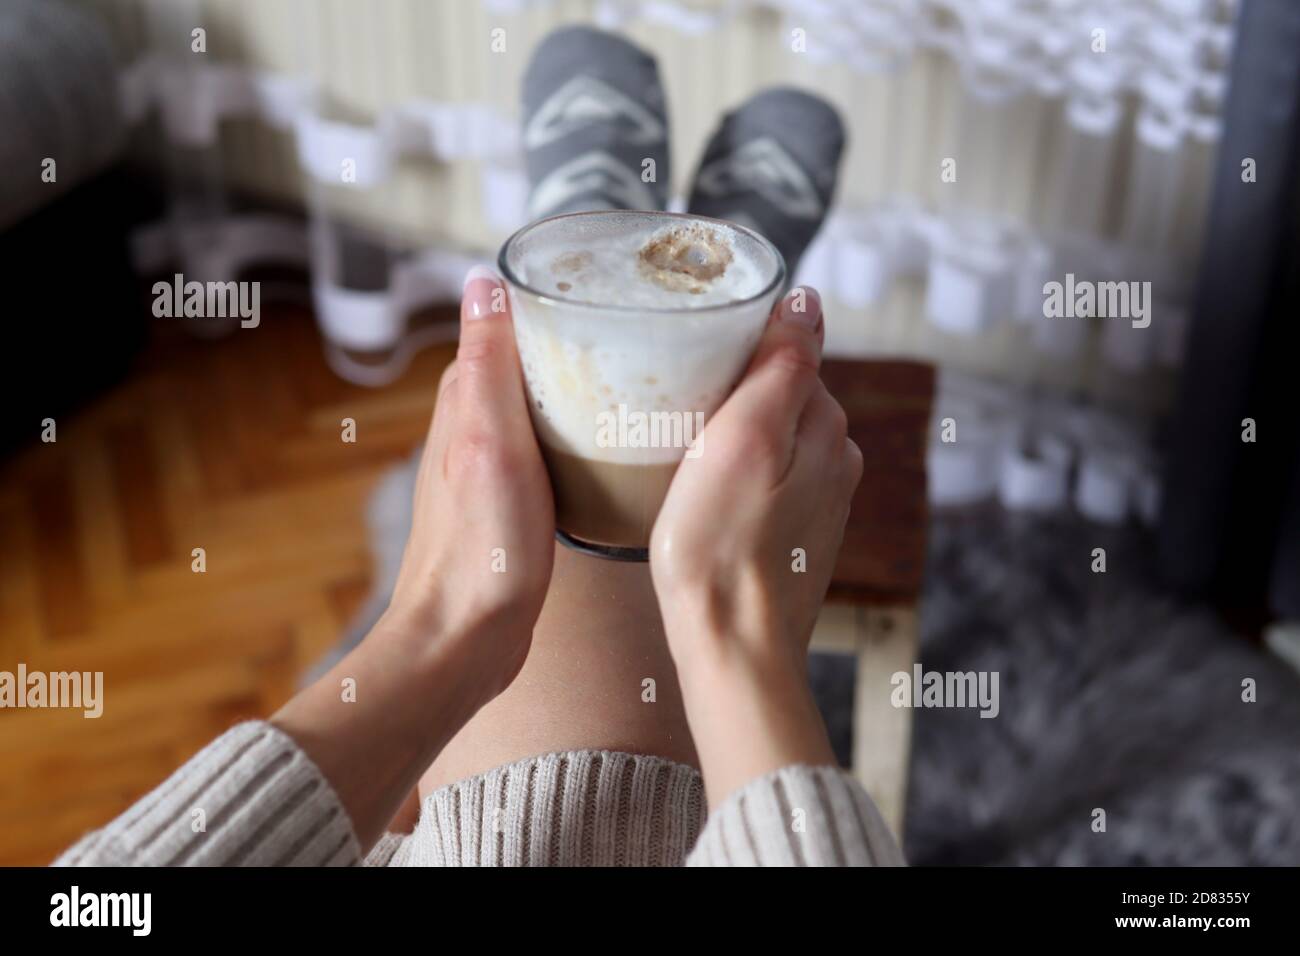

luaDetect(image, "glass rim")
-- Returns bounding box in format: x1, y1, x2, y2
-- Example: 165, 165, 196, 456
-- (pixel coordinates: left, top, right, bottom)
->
496, 209, 787, 316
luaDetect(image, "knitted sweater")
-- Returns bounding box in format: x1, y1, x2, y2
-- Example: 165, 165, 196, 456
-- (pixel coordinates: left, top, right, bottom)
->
53, 722, 904, 867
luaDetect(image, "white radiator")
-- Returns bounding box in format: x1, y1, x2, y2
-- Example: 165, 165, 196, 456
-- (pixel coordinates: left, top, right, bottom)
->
78, 0, 1234, 412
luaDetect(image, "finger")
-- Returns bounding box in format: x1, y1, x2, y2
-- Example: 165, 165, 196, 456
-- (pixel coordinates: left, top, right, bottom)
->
796, 381, 848, 456
843, 436, 864, 492
724, 286, 824, 428
436, 359, 459, 403
785, 382, 848, 484
708, 286, 824, 474
455, 266, 532, 444
415, 384, 458, 496
415, 357, 464, 497
419, 359, 460, 462
426, 359, 460, 448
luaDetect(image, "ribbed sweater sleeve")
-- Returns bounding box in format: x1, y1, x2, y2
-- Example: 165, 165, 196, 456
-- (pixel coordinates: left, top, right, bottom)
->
685, 765, 906, 866
364, 831, 412, 867
52, 722, 360, 867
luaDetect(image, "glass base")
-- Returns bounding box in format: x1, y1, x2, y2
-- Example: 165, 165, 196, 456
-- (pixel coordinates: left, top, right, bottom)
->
555, 529, 649, 563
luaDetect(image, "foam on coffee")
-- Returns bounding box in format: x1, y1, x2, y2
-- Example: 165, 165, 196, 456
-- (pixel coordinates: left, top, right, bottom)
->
517, 219, 766, 308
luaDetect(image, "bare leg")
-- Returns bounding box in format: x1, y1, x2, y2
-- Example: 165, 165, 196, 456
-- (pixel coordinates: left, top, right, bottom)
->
419, 541, 698, 796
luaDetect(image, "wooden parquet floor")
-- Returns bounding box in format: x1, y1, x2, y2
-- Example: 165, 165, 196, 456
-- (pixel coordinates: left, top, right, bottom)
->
0, 304, 455, 866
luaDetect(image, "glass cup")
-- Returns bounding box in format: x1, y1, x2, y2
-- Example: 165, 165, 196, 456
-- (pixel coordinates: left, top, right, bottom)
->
498, 210, 786, 561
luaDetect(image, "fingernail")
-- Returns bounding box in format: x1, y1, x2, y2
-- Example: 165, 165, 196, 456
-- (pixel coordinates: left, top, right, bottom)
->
779, 286, 821, 329
463, 265, 499, 292
463, 265, 501, 320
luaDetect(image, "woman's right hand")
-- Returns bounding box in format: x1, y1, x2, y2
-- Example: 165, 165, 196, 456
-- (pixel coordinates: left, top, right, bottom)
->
650, 286, 862, 807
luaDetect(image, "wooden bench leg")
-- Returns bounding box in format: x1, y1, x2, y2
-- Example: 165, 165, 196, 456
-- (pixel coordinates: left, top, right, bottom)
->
810, 604, 919, 843
851, 607, 918, 841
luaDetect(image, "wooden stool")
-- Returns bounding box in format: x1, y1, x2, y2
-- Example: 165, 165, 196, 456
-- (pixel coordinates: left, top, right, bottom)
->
814, 359, 934, 840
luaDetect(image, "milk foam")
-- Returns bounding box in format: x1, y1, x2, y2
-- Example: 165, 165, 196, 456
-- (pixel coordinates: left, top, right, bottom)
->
504, 213, 782, 466
517, 220, 766, 308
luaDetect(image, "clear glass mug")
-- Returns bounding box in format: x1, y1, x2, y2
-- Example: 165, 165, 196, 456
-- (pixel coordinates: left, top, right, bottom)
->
498, 210, 786, 561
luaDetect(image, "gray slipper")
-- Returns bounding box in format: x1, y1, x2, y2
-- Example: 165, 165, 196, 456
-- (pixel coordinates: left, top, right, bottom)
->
686, 88, 845, 279
521, 26, 671, 219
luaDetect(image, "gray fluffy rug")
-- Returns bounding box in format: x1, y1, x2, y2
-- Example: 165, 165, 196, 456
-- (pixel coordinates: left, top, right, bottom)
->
889, 506, 1300, 866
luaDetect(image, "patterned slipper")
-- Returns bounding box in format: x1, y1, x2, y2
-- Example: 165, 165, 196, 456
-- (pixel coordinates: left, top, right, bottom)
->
686, 87, 845, 279
521, 26, 671, 219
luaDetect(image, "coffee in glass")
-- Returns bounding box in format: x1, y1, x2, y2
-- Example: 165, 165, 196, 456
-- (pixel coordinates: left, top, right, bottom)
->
498, 210, 785, 560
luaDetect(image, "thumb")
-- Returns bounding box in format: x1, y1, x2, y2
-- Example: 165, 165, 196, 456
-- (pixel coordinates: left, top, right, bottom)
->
708, 286, 825, 471
455, 266, 531, 439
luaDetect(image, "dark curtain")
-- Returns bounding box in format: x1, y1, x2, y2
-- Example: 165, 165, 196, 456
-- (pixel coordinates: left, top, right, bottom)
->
1159, 0, 1300, 622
